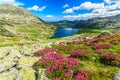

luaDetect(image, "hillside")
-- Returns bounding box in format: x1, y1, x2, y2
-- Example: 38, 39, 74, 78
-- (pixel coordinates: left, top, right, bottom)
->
74, 14, 120, 29
33, 33, 120, 80
49, 20, 79, 28
0, 4, 56, 46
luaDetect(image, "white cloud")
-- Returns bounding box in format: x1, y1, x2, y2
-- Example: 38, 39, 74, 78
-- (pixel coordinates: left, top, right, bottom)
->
0, 0, 24, 6
63, 2, 104, 14
45, 15, 53, 18
79, 2, 104, 10
104, 0, 111, 4
63, 14, 82, 19
63, 4, 69, 8
104, 0, 120, 4
63, 10, 120, 20
63, 1, 120, 20
63, 8, 74, 14
39, 6, 46, 11
27, 5, 39, 11
27, 5, 46, 11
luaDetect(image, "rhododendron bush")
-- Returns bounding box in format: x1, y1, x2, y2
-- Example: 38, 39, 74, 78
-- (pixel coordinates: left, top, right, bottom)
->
93, 43, 112, 50
70, 50, 88, 58
33, 34, 120, 80
34, 48, 56, 56
34, 52, 89, 80
101, 53, 120, 66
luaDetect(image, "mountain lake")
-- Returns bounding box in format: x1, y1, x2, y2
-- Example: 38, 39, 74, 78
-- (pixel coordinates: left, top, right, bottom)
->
50, 28, 79, 38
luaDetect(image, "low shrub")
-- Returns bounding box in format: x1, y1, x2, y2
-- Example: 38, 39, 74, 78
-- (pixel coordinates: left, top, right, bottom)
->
70, 50, 88, 58
34, 48, 56, 56
93, 43, 112, 50
34, 52, 89, 80
100, 53, 120, 66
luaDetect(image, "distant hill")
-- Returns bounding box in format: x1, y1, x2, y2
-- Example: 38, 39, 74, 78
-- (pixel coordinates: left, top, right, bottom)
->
48, 20, 79, 28
74, 14, 120, 29
0, 4, 56, 39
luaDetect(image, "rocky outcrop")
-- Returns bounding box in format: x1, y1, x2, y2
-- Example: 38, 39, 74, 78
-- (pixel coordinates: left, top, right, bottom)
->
0, 40, 64, 80
16, 67, 36, 80
0, 44, 45, 80
114, 72, 120, 80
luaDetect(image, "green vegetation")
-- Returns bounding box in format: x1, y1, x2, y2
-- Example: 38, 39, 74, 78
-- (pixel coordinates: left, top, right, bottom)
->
77, 28, 102, 34
48, 20, 79, 28
33, 34, 120, 80
0, 4, 56, 47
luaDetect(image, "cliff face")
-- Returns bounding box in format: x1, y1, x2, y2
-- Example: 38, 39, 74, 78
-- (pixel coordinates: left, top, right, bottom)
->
0, 4, 55, 39
74, 14, 120, 29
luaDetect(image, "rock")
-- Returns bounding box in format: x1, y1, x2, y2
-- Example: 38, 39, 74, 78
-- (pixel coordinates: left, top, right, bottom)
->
0, 68, 18, 80
0, 42, 62, 80
0, 59, 16, 72
16, 67, 36, 80
1, 48, 21, 63
0, 48, 9, 58
20, 46, 34, 56
114, 72, 120, 80
0, 48, 22, 72
16, 56, 37, 68
98, 30, 112, 37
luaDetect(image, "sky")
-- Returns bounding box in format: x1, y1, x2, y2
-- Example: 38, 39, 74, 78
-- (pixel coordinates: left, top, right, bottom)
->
0, 0, 120, 21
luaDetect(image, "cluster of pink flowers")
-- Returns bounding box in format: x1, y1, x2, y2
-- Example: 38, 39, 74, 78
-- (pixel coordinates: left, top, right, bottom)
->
101, 53, 120, 66
93, 43, 112, 50
46, 58, 80, 79
34, 52, 64, 69
70, 50, 88, 58
32, 33, 120, 80
111, 39, 120, 45
65, 36, 111, 46
66, 40, 81, 45
34, 48, 56, 56
34, 51, 88, 80
55, 44, 69, 51
55, 70, 88, 80
75, 70, 88, 80
82, 36, 111, 44
87, 38, 102, 43
95, 49, 104, 54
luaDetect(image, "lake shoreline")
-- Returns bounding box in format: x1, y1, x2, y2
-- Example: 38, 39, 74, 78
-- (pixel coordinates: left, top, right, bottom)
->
50, 28, 79, 39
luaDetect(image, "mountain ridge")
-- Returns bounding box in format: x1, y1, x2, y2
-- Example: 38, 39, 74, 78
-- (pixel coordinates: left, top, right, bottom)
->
48, 20, 79, 28
0, 4, 56, 39
74, 14, 120, 29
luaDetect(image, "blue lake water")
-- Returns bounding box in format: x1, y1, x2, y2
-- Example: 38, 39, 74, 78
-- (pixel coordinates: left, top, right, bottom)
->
50, 28, 79, 38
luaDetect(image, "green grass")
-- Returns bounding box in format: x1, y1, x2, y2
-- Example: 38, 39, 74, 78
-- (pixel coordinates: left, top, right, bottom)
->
50, 33, 120, 80
80, 61, 120, 80
77, 28, 102, 34
17, 28, 41, 33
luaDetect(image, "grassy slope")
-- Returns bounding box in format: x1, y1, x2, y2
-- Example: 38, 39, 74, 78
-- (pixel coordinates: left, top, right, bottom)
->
52, 34, 120, 79
0, 5, 56, 47
0, 22, 55, 47
34, 33, 120, 80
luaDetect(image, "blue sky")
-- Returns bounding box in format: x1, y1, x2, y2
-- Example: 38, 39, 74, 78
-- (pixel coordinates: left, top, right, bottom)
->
0, 0, 120, 21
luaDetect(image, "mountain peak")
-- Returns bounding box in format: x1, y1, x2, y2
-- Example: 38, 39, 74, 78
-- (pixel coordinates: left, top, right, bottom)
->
0, 4, 33, 16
